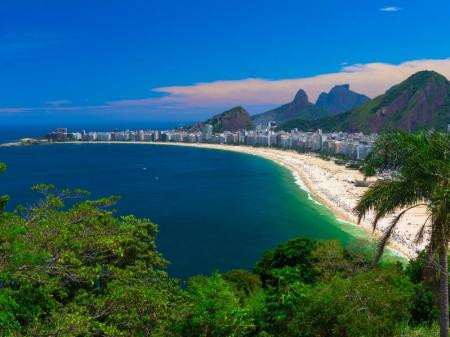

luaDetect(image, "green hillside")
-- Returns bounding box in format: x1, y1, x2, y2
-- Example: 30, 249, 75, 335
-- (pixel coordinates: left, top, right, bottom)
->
191, 106, 254, 133
278, 71, 450, 133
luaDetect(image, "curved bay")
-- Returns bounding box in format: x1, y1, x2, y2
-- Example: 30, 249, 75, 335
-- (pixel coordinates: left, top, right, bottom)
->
0, 143, 367, 278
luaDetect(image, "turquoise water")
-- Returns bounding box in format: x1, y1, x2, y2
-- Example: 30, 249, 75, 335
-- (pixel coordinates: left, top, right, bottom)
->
0, 143, 370, 278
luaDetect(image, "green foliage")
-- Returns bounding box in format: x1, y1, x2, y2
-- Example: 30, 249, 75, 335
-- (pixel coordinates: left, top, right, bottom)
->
172, 273, 256, 337
262, 280, 309, 336
311, 240, 354, 281
405, 251, 440, 325
293, 268, 415, 337
276, 111, 351, 132
223, 269, 262, 299
254, 238, 317, 287
0, 187, 177, 336
394, 323, 439, 337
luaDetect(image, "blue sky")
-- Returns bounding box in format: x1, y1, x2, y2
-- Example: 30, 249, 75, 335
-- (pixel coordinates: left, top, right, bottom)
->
1, 0, 450, 124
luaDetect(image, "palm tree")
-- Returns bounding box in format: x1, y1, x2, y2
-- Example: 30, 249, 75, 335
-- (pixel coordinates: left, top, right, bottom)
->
354, 131, 449, 337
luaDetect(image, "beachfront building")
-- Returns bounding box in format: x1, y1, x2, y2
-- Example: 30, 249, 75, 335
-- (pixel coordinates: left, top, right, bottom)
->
96, 132, 111, 141
45, 123, 376, 161
202, 124, 213, 142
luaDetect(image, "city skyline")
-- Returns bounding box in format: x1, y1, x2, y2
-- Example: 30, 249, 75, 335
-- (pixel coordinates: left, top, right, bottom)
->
44, 124, 375, 162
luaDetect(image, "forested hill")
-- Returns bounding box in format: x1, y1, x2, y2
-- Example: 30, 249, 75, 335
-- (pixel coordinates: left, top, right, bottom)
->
190, 106, 254, 133
277, 71, 450, 133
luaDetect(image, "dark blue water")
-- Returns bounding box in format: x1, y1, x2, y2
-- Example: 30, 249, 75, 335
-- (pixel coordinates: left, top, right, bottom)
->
0, 143, 362, 278
0, 122, 192, 143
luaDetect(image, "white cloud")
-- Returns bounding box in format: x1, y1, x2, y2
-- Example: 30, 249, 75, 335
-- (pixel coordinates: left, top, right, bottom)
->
107, 58, 450, 111
2, 58, 450, 117
380, 6, 402, 12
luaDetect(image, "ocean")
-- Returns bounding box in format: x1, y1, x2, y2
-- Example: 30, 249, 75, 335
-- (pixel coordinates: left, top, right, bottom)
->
0, 122, 192, 143
0, 126, 370, 278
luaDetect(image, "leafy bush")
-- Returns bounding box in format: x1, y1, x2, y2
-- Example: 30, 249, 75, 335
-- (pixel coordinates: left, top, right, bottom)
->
254, 238, 317, 287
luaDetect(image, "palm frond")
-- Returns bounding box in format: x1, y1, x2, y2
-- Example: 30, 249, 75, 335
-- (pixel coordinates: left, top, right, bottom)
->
353, 178, 426, 229
363, 131, 427, 173
415, 213, 432, 245
374, 203, 428, 263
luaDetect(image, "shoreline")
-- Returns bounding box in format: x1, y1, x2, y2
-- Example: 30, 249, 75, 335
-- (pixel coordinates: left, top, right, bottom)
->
154, 143, 417, 258
8, 140, 426, 258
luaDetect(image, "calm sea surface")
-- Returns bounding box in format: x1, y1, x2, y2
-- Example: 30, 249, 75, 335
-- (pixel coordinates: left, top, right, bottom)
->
0, 142, 368, 278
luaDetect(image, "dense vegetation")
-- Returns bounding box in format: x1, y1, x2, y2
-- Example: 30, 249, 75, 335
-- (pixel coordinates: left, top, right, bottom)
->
276, 111, 351, 133
0, 185, 441, 336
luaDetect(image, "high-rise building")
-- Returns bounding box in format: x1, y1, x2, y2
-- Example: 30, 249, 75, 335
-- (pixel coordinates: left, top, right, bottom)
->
202, 124, 213, 142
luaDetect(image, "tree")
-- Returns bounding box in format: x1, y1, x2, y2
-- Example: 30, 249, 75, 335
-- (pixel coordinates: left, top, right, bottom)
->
311, 240, 375, 282
0, 185, 179, 336
354, 131, 450, 337
295, 268, 414, 337
173, 273, 255, 337
406, 251, 439, 325
222, 269, 262, 300
253, 238, 317, 287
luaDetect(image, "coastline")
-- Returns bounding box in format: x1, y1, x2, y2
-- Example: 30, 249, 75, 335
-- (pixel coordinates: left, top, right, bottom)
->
160, 143, 424, 258
52, 140, 428, 259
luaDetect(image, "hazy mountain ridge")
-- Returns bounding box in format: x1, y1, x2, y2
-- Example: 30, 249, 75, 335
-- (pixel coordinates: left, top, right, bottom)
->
316, 84, 370, 114
251, 84, 370, 125
251, 90, 329, 124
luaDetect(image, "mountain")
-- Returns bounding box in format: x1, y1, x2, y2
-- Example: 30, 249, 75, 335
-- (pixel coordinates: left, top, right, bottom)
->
277, 71, 450, 133
252, 89, 329, 124
346, 70, 450, 133
192, 106, 254, 133
316, 84, 370, 114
